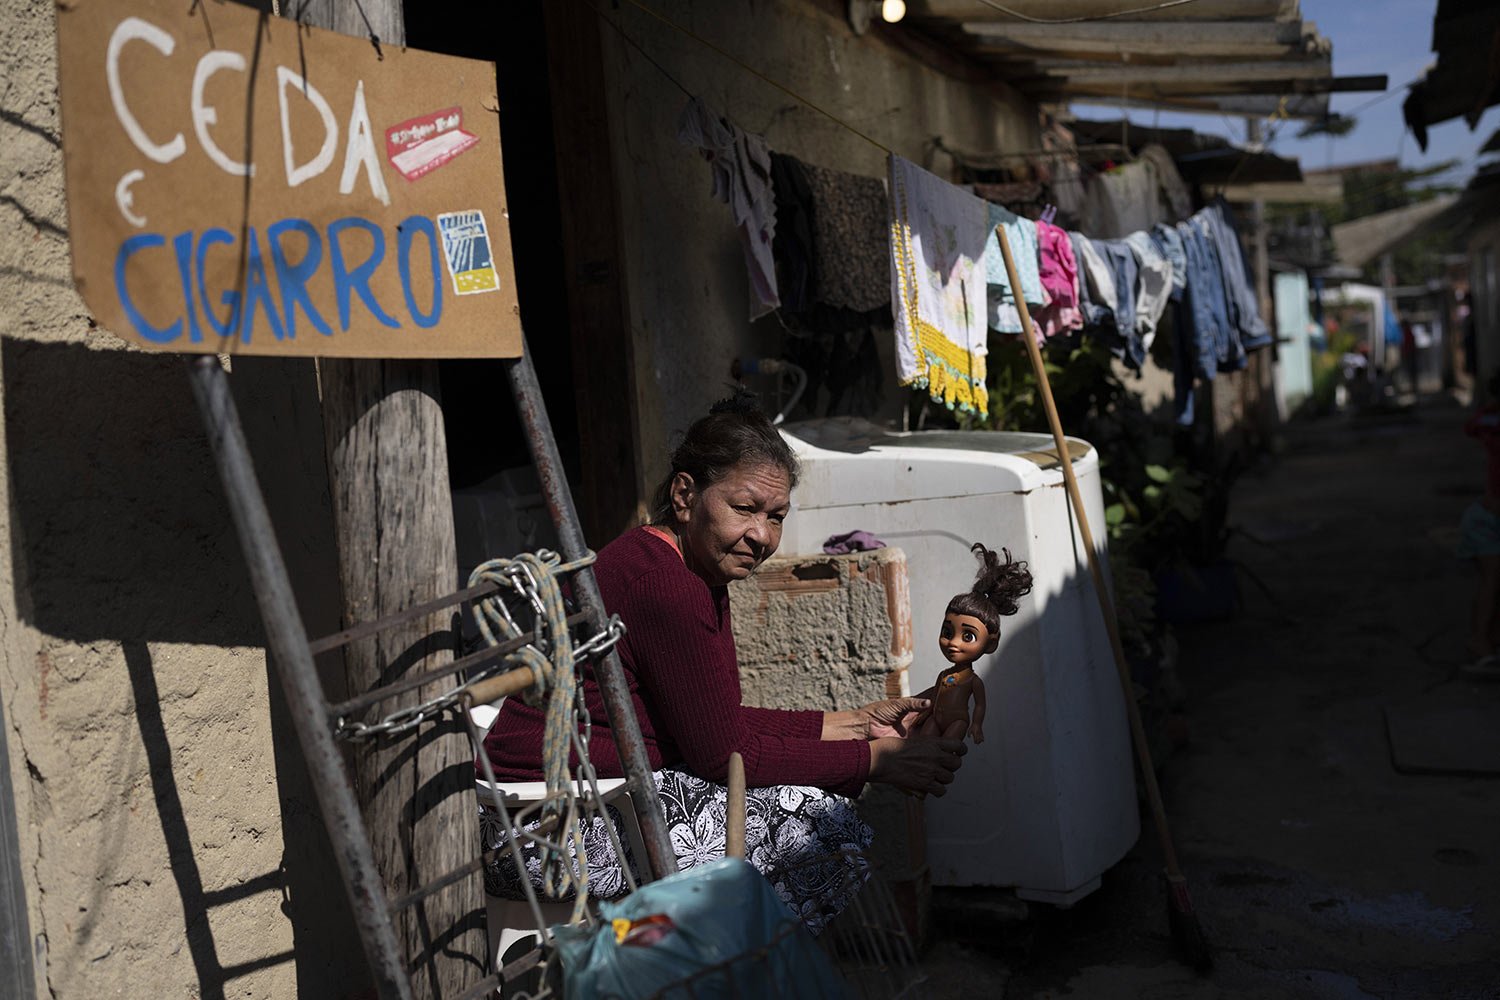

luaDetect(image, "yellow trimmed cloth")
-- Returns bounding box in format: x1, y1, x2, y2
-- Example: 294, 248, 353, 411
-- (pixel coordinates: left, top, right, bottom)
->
887, 155, 990, 417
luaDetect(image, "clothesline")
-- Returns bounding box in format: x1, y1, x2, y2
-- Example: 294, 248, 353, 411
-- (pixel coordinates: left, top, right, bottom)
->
681, 113, 1273, 428
885, 154, 1273, 428
594, 0, 1275, 427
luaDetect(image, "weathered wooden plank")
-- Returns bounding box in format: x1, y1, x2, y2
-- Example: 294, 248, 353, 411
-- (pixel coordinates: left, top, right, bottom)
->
318, 355, 486, 1000
294, 1, 487, 997
964, 19, 1308, 57
1043, 59, 1331, 83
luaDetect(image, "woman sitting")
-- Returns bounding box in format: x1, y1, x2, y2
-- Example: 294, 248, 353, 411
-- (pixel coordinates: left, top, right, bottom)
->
481, 393, 967, 931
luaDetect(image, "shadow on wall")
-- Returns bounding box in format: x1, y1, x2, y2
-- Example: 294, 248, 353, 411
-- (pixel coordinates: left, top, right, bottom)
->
2, 338, 372, 997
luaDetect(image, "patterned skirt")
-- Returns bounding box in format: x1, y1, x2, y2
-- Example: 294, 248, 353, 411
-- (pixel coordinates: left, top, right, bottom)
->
480, 766, 873, 935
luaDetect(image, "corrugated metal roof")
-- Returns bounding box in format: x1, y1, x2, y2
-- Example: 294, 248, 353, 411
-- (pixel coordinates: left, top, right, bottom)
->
1330, 197, 1459, 269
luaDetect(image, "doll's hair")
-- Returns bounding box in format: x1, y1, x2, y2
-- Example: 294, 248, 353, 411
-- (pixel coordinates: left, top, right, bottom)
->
648, 389, 800, 525
945, 543, 1033, 640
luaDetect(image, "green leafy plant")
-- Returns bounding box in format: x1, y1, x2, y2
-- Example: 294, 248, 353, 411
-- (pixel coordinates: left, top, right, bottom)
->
969, 336, 1227, 662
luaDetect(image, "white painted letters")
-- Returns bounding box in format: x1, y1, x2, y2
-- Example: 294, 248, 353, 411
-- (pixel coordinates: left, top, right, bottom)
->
191, 51, 254, 177
106, 17, 186, 164
114, 169, 147, 228
276, 66, 337, 188
339, 81, 390, 206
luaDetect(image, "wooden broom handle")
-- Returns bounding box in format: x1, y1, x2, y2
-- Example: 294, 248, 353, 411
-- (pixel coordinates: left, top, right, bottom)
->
993, 225, 1184, 879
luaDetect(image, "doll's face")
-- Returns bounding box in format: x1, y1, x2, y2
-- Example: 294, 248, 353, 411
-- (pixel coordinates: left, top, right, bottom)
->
939, 613, 995, 665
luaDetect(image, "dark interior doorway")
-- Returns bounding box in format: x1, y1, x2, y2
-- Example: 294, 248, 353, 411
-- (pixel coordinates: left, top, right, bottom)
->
404, 2, 582, 494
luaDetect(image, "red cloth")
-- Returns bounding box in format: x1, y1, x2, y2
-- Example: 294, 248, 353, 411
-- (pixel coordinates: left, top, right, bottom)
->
481, 527, 871, 797
1466, 404, 1500, 500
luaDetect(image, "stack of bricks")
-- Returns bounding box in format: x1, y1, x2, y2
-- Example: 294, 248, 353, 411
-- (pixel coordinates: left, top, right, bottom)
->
728, 546, 931, 944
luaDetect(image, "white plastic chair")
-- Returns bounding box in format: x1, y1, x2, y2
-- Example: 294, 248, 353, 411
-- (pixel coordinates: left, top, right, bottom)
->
470, 704, 650, 973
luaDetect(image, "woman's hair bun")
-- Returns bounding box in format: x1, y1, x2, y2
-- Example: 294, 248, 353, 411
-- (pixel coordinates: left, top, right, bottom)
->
709, 387, 763, 417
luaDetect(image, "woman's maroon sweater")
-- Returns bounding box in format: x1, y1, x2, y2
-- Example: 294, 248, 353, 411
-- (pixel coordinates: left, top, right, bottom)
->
482, 527, 870, 798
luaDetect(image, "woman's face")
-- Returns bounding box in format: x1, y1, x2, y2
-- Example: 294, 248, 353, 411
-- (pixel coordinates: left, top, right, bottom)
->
671, 461, 791, 586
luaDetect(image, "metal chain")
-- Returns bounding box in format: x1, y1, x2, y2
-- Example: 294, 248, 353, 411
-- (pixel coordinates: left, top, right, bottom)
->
333, 551, 623, 742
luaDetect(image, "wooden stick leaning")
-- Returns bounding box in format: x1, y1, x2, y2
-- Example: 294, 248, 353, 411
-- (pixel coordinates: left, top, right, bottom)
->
726, 752, 747, 860
992, 226, 1205, 960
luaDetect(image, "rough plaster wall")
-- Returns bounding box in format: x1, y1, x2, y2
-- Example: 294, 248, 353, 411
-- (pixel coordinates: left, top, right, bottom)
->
730, 557, 900, 711
597, 0, 1041, 500
728, 548, 921, 881
0, 1, 364, 995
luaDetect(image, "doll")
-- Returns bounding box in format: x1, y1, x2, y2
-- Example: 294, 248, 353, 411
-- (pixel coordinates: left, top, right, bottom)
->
932, 543, 1033, 744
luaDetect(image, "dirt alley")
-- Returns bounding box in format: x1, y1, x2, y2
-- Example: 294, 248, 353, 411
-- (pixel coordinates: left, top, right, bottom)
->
920, 391, 1500, 999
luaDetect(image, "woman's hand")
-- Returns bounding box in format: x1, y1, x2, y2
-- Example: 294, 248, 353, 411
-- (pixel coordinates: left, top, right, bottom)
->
867, 720, 968, 797
821, 697, 933, 741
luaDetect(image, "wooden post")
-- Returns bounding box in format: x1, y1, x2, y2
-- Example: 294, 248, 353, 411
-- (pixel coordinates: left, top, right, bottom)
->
291, 3, 485, 997
1246, 117, 1277, 447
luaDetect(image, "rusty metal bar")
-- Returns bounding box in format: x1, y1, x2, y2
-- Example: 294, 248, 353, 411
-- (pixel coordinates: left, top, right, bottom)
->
504, 339, 679, 880
186, 356, 413, 1000
452, 973, 506, 1000
307, 580, 499, 655
328, 611, 585, 719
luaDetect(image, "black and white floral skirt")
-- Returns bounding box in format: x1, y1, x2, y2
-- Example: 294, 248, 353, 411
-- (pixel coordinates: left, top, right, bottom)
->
480, 766, 873, 935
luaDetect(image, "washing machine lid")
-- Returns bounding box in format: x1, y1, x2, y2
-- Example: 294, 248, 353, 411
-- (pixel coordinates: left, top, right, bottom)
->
779, 417, 1096, 507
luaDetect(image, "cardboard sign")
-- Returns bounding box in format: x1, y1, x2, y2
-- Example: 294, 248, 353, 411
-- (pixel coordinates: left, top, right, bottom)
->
56, 0, 521, 358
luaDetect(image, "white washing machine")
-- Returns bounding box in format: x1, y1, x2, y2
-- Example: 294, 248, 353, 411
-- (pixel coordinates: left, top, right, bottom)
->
778, 418, 1138, 903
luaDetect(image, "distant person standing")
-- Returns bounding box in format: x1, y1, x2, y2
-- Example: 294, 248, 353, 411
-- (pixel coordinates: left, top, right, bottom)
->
1459, 372, 1500, 678
1401, 320, 1418, 393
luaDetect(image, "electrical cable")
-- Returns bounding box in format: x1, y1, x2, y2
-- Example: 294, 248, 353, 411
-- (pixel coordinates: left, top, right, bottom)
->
970, 0, 1200, 24
584, 0, 695, 101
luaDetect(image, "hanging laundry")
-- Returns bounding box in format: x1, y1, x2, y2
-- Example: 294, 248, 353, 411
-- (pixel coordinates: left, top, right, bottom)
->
677, 97, 779, 320
1123, 232, 1173, 357
1137, 144, 1194, 222
769, 153, 816, 313
983, 204, 1046, 335
1071, 232, 1118, 337
1090, 239, 1142, 368
1170, 220, 1222, 426
1080, 161, 1159, 239
1201, 199, 1271, 350
1190, 216, 1246, 373
1149, 223, 1188, 301
803, 162, 890, 314
1033, 219, 1083, 339
888, 155, 991, 416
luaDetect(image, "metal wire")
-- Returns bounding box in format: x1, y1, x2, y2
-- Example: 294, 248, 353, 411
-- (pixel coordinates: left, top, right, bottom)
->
971, 0, 1201, 24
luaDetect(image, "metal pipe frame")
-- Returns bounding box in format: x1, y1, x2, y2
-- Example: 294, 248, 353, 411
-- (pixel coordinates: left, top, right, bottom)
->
186, 357, 414, 1000
504, 339, 679, 880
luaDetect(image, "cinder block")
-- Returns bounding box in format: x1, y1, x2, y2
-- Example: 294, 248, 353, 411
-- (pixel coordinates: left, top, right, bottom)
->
729, 547, 928, 941
729, 547, 913, 709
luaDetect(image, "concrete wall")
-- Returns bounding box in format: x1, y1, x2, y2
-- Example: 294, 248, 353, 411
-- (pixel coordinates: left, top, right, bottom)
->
596, 0, 1040, 498
0, 1, 366, 995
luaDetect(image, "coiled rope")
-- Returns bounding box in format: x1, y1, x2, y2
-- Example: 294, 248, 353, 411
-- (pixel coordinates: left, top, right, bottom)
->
468, 549, 596, 904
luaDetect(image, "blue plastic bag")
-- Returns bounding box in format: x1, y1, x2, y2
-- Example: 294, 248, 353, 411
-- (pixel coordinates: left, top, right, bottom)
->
551, 857, 849, 999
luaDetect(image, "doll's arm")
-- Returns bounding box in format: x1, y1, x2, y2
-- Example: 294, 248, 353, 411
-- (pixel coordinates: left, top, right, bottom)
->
970, 674, 987, 745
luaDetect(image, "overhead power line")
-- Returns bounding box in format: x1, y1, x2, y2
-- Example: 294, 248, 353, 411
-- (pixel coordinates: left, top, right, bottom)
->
970, 0, 1201, 24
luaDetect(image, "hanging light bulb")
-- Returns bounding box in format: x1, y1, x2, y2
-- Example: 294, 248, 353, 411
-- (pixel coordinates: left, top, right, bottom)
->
881, 0, 907, 22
